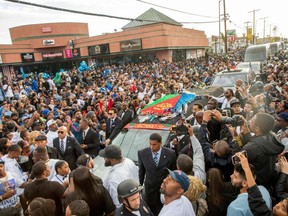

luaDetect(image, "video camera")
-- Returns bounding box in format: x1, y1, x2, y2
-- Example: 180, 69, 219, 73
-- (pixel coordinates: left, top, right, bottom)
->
222, 115, 244, 127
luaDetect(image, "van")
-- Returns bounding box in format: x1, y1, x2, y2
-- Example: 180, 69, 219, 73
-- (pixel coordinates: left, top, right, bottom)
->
244, 44, 271, 64
236, 61, 262, 74
270, 42, 284, 55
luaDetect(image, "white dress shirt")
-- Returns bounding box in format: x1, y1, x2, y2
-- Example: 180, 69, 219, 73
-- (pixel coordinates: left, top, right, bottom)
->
103, 158, 139, 208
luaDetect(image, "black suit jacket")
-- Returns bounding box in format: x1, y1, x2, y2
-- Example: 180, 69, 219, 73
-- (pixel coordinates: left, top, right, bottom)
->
106, 117, 123, 141
53, 136, 84, 170
138, 147, 176, 214
82, 128, 101, 156
118, 109, 133, 127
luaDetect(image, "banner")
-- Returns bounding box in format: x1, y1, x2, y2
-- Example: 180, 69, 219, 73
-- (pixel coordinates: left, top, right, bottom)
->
72, 48, 81, 57
21, 53, 35, 63
247, 28, 252, 41
42, 52, 63, 61
88, 44, 109, 55
120, 39, 142, 52
64, 49, 73, 59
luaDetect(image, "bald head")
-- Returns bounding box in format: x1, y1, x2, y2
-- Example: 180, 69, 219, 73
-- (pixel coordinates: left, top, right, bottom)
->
58, 126, 68, 139
215, 140, 230, 158
195, 111, 204, 124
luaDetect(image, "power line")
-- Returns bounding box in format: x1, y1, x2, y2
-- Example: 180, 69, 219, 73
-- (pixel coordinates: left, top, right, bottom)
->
4, 0, 218, 25
136, 0, 217, 19
228, 19, 246, 31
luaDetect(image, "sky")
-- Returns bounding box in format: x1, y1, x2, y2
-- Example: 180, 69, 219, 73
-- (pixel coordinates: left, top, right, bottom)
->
0, 0, 287, 44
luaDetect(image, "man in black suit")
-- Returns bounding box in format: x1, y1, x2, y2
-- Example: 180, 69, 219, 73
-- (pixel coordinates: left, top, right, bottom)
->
118, 101, 134, 128
79, 118, 101, 156
138, 133, 177, 215
105, 107, 123, 146
53, 126, 84, 170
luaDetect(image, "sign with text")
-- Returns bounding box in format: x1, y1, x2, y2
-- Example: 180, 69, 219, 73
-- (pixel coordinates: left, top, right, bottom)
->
42, 52, 63, 61
120, 39, 142, 52
42, 27, 52, 33
88, 44, 110, 55
21, 53, 35, 63
43, 39, 55, 46
64, 49, 73, 58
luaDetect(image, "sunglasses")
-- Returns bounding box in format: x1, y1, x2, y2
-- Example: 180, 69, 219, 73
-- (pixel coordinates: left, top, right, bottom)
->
58, 131, 64, 134
108, 113, 113, 115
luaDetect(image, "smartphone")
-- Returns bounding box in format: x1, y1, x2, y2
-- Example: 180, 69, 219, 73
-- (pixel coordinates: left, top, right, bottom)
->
232, 150, 248, 165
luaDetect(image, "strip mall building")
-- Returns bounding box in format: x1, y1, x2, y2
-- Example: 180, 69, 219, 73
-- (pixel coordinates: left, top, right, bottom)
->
0, 8, 208, 78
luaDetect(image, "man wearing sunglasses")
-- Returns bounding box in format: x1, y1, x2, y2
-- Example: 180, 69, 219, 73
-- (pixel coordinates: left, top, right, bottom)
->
53, 126, 84, 170
105, 108, 123, 146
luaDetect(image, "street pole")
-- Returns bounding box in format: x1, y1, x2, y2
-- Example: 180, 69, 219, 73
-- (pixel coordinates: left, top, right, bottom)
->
223, 0, 227, 53
248, 9, 260, 45
263, 17, 268, 43
219, 0, 222, 54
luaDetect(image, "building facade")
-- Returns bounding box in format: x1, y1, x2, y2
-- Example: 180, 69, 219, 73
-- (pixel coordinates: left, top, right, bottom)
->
0, 8, 208, 78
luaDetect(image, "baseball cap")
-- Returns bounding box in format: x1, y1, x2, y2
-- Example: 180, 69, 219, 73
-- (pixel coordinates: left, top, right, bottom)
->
165, 168, 190, 192
47, 120, 56, 128
278, 112, 288, 121
35, 134, 47, 141
98, 145, 122, 160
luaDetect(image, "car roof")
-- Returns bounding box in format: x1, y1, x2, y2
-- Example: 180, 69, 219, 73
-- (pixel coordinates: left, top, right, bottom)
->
215, 68, 250, 75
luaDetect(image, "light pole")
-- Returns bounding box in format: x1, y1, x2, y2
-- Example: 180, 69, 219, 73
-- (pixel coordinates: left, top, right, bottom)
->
248, 9, 260, 45
223, 0, 228, 53
219, 0, 222, 54
258, 17, 268, 44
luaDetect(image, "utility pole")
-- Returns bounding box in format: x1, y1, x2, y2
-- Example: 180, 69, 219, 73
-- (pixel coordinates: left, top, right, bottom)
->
244, 21, 251, 46
219, 0, 222, 54
248, 9, 260, 45
258, 17, 268, 43
223, 0, 227, 53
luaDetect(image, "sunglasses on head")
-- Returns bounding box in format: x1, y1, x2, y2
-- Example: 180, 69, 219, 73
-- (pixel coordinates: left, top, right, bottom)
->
58, 131, 64, 134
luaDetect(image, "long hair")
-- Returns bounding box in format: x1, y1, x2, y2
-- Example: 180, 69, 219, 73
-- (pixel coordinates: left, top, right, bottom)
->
207, 168, 225, 207
66, 167, 106, 215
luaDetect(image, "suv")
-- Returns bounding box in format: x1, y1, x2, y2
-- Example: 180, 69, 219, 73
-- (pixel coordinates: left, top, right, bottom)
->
210, 69, 250, 91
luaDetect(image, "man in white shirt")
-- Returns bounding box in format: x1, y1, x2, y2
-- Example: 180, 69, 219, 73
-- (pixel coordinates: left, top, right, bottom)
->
1, 144, 28, 183
46, 120, 58, 147
159, 169, 195, 216
99, 145, 139, 208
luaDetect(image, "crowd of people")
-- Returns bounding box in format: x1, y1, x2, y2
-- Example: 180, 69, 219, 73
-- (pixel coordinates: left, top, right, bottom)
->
0, 47, 288, 216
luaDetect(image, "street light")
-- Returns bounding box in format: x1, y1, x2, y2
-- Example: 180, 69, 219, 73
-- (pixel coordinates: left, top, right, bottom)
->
219, 0, 222, 54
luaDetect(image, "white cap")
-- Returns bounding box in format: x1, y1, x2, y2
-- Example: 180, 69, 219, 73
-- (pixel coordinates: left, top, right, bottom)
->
47, 120, 56, 128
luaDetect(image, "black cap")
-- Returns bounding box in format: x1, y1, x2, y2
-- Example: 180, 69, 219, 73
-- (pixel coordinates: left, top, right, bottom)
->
35, 134, 47, 141
98, 145, 122, 160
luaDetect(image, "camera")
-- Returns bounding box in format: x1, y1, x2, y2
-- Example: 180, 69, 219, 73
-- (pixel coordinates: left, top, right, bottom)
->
232, 150, 248, 165
221, 115, 244, 127
222, 109, 232, 117
171, 125, 188, 136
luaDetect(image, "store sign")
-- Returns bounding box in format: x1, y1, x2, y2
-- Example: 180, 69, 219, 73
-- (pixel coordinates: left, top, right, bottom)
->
64, 49, 73, 59
120, 39, 142, 52
43, 39, 55, 46
42, 27, 52, 33
88, 44, 110, 55
42, 52, 63, 61
72, 48, 81, 57
21, 53, 35, 63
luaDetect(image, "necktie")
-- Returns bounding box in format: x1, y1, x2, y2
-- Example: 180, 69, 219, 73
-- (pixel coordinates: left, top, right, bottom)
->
153, 152, 159, 166
83, 131, 86, 140
110, 119, 114, 133
60, 139, 65, 154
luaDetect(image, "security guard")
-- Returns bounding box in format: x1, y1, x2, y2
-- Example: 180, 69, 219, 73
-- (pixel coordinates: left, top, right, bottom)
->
115, 179, 154, 216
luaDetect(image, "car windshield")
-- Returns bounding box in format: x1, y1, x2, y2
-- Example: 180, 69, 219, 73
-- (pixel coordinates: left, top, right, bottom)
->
236, 63, 259, 71
111, 129, 171, 162
212, 73, 247, 87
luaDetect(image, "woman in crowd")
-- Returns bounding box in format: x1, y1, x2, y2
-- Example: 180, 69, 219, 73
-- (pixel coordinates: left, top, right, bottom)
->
64, 166, 115, 216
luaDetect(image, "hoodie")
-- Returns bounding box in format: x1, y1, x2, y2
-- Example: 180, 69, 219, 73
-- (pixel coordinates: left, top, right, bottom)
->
243, 131, 285, 188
